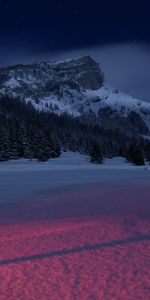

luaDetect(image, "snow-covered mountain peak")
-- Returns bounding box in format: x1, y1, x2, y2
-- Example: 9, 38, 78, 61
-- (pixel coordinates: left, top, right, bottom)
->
0, 55, 104, 91
0, 56, 150, 131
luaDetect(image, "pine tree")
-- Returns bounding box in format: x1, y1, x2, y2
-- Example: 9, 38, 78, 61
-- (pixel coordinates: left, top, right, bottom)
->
7, 124, 18, 159
32, 133, 41, 159
0, 131, 11, 161
47, 133, 61, 158
23, 134, 34, 159
126, 144, 145, 166
0, 132, 6, 161
36, 136, 51, 161
89, 143, 103, 164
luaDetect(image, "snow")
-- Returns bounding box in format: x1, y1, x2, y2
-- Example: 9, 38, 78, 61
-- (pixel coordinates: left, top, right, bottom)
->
0, 152, 150, 202
0, 57, 150, 299
1, 59, 150, 128
5, 78, 21, 88
84, 85, 150, 118
0, 151, 148, 171
31, 84, 150, 128
0, 154, 150, 299
43, 96, 80, 116
23, 83, 150, 128
142, 135, 150, 141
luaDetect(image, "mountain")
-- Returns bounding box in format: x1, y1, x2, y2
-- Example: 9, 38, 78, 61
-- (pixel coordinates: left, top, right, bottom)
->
0, 55, 150, 133
0, 56, 150, 163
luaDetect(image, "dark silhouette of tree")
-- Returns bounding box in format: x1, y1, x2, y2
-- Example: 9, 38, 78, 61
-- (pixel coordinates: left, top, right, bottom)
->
126, 144, 145, 166
0, 95, 150, 163
90, 143, 103, 164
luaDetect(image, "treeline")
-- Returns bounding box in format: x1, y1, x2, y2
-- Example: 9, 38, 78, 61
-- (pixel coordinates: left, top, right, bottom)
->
0, 95, 150, 164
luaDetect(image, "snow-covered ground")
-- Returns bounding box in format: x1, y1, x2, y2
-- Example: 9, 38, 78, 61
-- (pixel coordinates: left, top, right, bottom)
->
0, 152, 150, 202
0, 152, 150, 300
0, 151, 149, 171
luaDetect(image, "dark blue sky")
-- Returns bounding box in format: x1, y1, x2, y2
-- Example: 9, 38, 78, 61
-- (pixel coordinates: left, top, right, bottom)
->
0, 0, 150, 51
1, 0, 150, 101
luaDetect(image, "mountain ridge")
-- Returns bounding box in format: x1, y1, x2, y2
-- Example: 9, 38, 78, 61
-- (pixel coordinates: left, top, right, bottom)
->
0, 55, 150, 133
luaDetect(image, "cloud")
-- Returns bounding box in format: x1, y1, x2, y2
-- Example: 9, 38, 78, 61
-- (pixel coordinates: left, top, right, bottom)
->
0, 40, 150, 102
48, 43, 150, 102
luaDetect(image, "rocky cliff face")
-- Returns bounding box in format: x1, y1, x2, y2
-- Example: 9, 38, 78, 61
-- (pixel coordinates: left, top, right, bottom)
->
0, 56, 150, 133
0, 56, 104, 97
49, 56, 104, 90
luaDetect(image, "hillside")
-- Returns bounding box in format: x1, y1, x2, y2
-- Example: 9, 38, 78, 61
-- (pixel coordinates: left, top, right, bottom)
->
0, 56, 150, 163
0, 56, 150, 131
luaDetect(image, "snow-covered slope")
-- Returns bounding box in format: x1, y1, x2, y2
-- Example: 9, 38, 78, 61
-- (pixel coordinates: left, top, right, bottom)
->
83, 86, 150, 128
0, 151, 150, 202
0, 56, 150, 130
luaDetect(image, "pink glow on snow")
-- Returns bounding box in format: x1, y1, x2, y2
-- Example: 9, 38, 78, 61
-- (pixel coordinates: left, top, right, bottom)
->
0, 183, 150, 299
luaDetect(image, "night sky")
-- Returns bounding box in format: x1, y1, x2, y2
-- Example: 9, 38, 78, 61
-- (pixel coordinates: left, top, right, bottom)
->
0, 0, 150, 50
0, 0, 150, 100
